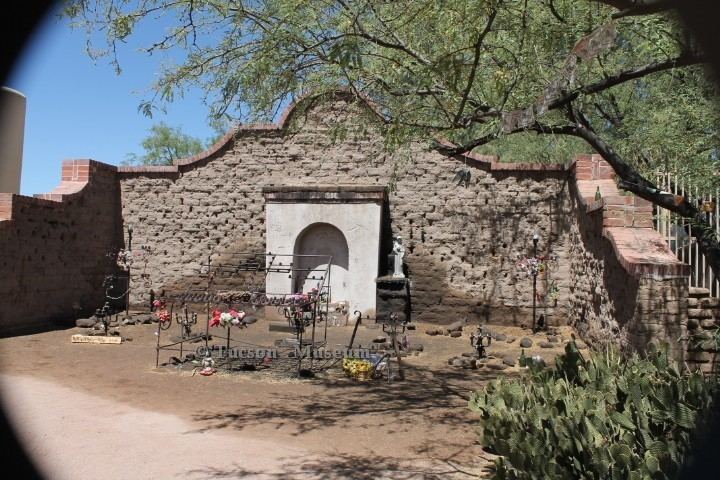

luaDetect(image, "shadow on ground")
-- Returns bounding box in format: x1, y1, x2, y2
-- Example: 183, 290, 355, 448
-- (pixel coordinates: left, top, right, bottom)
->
189, 363, 507, 436
185, 450, 495, 479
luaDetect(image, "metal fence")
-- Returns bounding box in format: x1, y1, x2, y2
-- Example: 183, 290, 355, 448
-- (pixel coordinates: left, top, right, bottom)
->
654, 173, 720, 296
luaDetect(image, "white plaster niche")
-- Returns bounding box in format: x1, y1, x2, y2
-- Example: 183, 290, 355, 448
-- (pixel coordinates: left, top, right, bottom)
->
263, 186, 386, 317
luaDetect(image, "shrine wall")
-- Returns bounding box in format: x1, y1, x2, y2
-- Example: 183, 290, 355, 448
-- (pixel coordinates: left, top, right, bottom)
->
118, 94, 576, 326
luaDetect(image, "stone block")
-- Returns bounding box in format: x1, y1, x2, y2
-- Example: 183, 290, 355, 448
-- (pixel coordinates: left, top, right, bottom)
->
688, 287, 711, 298
688, 309, 713, 319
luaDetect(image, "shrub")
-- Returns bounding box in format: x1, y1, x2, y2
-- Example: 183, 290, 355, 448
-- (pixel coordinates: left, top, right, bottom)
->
469, 342, 718, 479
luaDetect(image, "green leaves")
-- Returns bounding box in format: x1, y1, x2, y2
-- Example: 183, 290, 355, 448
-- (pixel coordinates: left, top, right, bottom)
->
123, 122, 205, 166
469, 343, 719, 479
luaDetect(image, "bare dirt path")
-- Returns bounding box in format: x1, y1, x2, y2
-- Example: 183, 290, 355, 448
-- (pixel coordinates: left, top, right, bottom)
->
0, 320, 569, 479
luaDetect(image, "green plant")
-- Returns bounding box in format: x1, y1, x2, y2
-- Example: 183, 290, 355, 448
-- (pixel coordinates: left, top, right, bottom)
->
469, 342, 718, 479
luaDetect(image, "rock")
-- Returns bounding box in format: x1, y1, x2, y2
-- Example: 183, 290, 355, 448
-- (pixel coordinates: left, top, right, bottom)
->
503, 356, 516, 367
520, 337, 533, 348
135, 314, 153, 324
447, 320, 466, 332
93, 322, 105, 331
425, 328, 438, 336
451, 358, 464, 367
243, 315, 258, 324
123, 336, 133, 342
450, 331, 462, 338
687, 318, 700, 330
87, 330, 106, 336
461, 352, 476, 358
506, 336, 517, 344
372, 336, 387, 343
494, 333, 507, 342
469, 359, 478, 369
539, 341, 554, 348
448, 357, 457, 365
575, 341, 588, 350
185, 353, 196, 362
121, 318, 137, 326
75, 317, 96, 328
477, 357, 489, 364
486, 363, 508, 371
406, 343, 424, 352
547, 335, 560, 343
109, 329, 121, 336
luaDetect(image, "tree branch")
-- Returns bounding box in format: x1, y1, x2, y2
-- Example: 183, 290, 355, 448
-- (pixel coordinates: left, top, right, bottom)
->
453, 7, 498, 125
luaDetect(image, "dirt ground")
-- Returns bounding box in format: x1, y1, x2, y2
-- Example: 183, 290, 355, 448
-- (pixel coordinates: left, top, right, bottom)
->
0, 316, 574, 479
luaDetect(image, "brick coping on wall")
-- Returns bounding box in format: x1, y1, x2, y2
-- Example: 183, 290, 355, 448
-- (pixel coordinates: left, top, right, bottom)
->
117, 91, 574, 176
574, 154, 689, 278
0, 159, 117, 222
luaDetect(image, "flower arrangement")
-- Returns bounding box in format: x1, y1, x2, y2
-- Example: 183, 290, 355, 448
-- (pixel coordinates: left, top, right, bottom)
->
115, 249, 133, 270
546, 283, 560, 302
343, 358, 373, 380
209, 309, 246, 328
153, 299, 171, 325
516, 256, 545, 276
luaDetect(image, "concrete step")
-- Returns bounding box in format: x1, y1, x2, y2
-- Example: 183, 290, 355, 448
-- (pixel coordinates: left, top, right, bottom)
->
688, 287, 711, 298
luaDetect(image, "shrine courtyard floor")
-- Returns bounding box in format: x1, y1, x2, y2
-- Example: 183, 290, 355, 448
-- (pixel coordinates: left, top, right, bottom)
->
0, 318, 574, 479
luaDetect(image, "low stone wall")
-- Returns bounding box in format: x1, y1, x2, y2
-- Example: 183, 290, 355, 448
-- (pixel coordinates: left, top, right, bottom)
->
0, 160, 121, 333
569, 154, 689, 359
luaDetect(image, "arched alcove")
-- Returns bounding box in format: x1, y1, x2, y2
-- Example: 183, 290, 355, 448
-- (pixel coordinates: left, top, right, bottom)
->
264, 185, 385, 316
293, 223, 349, 302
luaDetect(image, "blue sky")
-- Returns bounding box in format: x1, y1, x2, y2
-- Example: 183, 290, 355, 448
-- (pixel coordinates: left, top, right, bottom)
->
6, 5, 219, 195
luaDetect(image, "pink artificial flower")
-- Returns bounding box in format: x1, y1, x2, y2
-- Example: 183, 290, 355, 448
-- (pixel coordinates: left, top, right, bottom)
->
229, 309, 239, 318
209, 309, 222, 327
153, 300, 161, 308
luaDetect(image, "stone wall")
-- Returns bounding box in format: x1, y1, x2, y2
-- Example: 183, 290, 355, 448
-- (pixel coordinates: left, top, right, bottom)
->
0, 93, 694, 361
118, 93, 575, 326
0, 160, 121, 333
568, 155, 689, 358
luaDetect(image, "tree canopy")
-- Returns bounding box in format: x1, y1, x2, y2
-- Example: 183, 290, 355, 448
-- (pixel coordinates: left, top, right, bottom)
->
64, 0, 720, 273
124, 122, 204, 166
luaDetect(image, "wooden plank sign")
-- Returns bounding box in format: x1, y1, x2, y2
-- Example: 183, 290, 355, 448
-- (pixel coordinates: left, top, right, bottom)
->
71, 335, 122, 344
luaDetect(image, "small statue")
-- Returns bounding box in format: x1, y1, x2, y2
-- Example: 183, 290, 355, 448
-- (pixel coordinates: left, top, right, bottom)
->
392, 235, 405, 278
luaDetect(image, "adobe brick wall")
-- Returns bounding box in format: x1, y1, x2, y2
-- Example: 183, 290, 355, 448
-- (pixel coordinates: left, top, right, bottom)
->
569, 154, 689, 358
0, 160, 121, 333
0, 93, 692, 358
118, 94, 575, 326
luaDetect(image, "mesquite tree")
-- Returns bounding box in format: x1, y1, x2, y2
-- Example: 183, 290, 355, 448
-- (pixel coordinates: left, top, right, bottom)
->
64, 0, 720, 273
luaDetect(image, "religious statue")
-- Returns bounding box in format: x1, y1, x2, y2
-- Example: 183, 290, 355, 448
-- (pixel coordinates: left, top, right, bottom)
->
392, 235, 405, 278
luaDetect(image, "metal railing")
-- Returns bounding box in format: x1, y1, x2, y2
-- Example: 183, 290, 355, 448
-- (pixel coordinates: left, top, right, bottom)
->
654, 172, 720, 296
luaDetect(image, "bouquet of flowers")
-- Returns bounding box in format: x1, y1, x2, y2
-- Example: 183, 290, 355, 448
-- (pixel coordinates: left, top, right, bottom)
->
152, 299, 171, 325
516, 255, 553, 276
343, 358, 373, 380
115, 249, 133, 270
209, 309, 246, 328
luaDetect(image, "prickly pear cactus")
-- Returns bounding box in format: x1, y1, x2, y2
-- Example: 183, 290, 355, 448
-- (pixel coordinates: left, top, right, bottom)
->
469, 342, 718, 479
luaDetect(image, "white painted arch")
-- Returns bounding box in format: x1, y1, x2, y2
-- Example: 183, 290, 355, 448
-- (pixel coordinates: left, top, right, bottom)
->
264, 186, 385, 317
